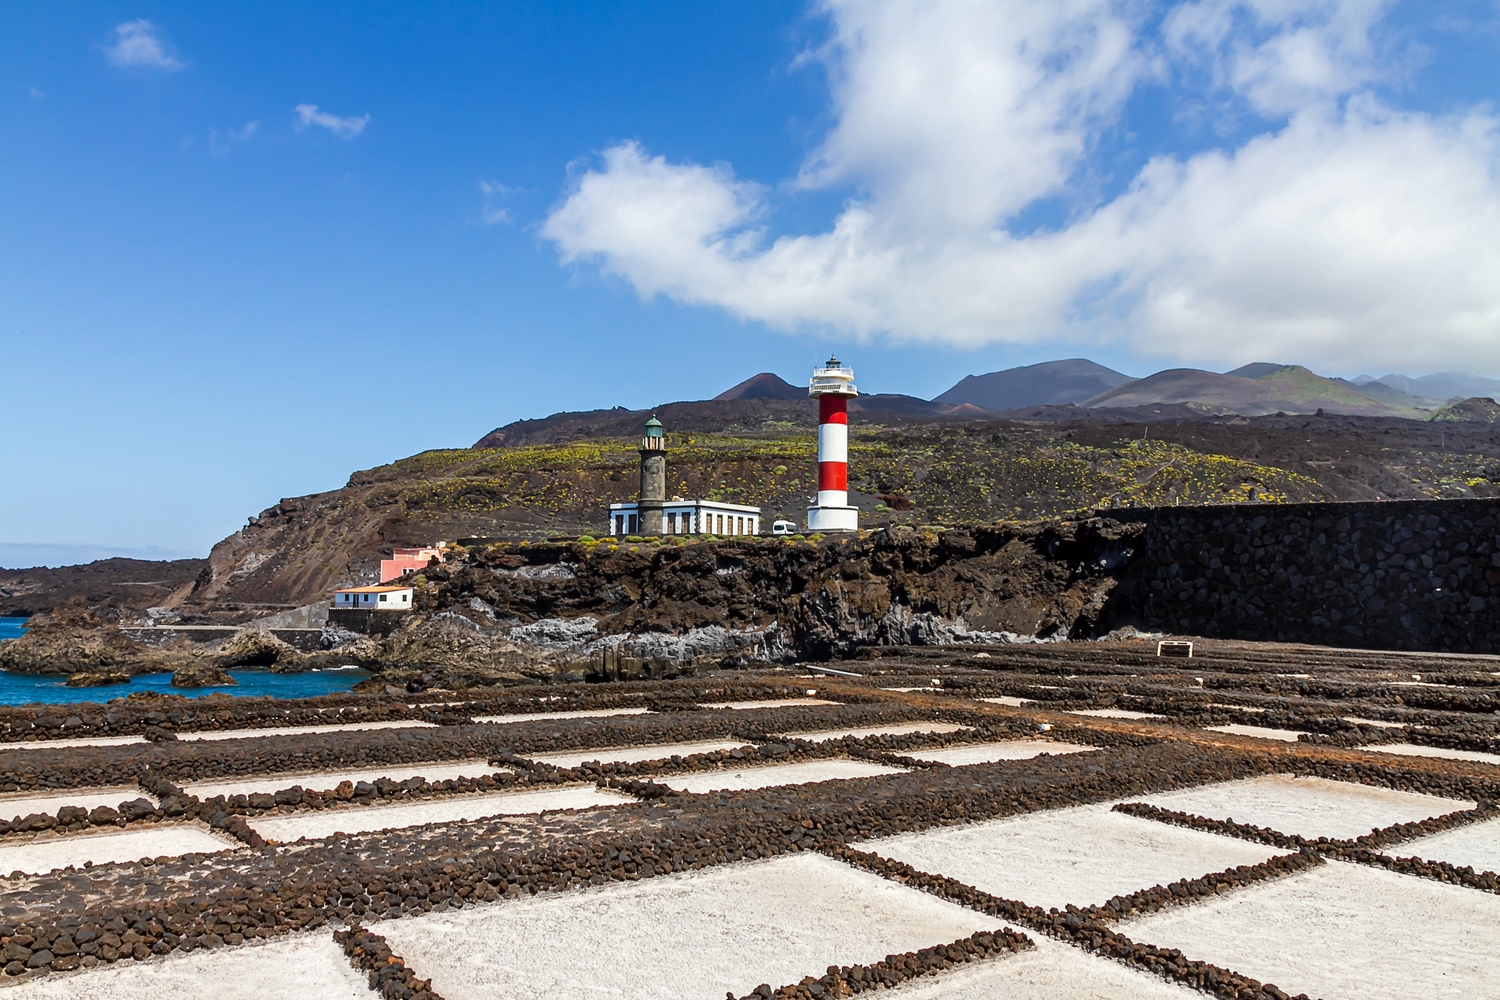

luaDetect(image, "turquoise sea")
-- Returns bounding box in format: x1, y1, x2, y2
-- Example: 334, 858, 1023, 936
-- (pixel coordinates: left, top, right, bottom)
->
0, 617, 369, 704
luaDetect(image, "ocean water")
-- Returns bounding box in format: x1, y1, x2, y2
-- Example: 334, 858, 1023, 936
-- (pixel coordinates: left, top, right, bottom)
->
0, 666, 372, 706
0, 620, 370, 703
0, 617, 372, 704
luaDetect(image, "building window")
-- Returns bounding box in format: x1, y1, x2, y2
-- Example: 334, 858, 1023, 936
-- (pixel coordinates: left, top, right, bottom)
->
668, 512, 677, 533
379, 594, 387, 603
716, 514, 724, 534
629, 514, 638, 534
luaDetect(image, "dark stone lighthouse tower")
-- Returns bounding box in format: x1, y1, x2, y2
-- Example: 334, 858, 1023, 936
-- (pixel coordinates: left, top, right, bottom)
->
637, 414, 667, 536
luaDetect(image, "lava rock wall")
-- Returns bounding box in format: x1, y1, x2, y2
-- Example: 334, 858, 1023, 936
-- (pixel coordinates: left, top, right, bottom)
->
1109, 498, 1500, 653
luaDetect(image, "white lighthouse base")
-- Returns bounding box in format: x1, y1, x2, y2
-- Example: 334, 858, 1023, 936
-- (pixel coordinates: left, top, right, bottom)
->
807, 505, 859, 533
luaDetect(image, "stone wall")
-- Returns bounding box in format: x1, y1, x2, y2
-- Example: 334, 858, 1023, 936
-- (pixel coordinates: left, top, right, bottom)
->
1108, 498, 1500, 653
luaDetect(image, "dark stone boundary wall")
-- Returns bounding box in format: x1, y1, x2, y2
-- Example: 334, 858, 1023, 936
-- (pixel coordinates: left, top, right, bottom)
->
1, 742, 1495, 986
1108, 498, 1500, 653
805, 847, 1316, 1000
1114, 801, 1500, 894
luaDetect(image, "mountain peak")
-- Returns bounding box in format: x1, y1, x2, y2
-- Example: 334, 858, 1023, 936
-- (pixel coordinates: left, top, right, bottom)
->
934, 358, 1132, 410
713, 373, 804, 401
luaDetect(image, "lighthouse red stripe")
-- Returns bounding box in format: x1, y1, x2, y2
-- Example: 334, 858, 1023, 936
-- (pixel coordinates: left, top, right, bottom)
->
818, 462, 847, 491
818, 396, 848, 424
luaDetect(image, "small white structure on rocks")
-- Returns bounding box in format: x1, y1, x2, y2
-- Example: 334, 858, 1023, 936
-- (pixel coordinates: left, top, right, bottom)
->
332, 586, 413, 610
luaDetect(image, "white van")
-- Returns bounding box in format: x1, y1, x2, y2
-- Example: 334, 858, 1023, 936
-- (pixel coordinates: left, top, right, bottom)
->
771, 519, 797, 535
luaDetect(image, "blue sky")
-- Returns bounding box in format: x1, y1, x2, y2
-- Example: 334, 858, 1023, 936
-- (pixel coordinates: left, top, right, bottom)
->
3, 2, 1500, 566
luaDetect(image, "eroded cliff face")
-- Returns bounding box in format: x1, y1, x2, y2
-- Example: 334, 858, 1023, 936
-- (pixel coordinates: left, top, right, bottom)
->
416, 519, 1145, 661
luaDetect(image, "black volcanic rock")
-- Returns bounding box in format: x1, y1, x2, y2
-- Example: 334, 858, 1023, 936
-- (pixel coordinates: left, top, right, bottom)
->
936, 359, 1133, 410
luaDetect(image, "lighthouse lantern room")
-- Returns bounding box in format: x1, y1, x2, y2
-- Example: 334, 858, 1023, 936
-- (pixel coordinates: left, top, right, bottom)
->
807, 357, 860, 533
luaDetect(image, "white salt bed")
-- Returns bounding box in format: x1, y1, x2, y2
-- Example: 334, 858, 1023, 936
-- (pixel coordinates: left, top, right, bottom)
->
248, 785, 632, 842
177, 720, 438, 742
697, 699, 838, 709
374, 852, 996, 1000
1127, 860, 1500, 1000
10, 929, 370, 999
1205, 724, 1308, 742
904, 741, 1098, 767
1344, 715, 1406, 729
778, 722, 971, 742
0, 735, 146, 751
1399, 815, 1500, 874
881, 934, 1199, 1000
978, 696, 1033, 707
1364, 743, 1500, 766
0, 786, 156, 821
472, 707, 652, 724
659, 759, 905, 793
1209, 703, 1265, 714
867, 803, 1280, 911
527, 740, 749, 769
0, 825, 233, 875
1135, 774, 1474, 840
182, 759, 499, 800
1067, 708, 1163, 721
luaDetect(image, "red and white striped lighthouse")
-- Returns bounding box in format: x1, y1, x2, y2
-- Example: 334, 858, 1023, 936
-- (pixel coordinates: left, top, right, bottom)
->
807, 356, 860, 532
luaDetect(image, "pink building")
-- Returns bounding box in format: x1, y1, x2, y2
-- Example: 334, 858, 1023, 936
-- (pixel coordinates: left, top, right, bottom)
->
379, 544, 446, 583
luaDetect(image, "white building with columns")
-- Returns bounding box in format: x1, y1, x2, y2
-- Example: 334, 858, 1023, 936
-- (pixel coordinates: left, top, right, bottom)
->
608, 499, 762, 537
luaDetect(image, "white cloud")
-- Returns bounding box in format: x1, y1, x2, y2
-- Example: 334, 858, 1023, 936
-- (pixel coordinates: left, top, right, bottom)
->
294, 104, 370, 139
478, 180, 514, 225
104, 19, 185, 72
209, 121, 260, 155
542, 0, 1500, 371
1164, 0, 1398, 115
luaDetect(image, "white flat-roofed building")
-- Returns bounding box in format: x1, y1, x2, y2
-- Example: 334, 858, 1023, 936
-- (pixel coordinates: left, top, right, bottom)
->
609, 500, 762, 537
332, 586, 414, 610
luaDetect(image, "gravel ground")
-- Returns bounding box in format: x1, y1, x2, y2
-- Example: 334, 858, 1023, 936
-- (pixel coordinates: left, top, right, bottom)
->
181, 760, 500, 800
777, 722, 971, 742
657, 759, 905, 794
373, 852, 999, 1000
903, 741, 1097, 766
882, 934, 1201, 999
1065, 709, 1163, 721
0, 786, 156, 821
0, 736, 145, 751
1126, 860, 1500, 1000
247, 785, 634, 842
1397, 815, 1500, 874
697, 699, 838, 709
1134, 774, 1474, 840
1363, 743, 1500, 766
866, 804, 1281, 910
526, 740, 750, 769
0, 824, 234, 875
1204, 724, 1308, 742
177, 721, 438, 742
5, 929, 370, 999
472, 708, 652, 724
1342, 716, 1404, 729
